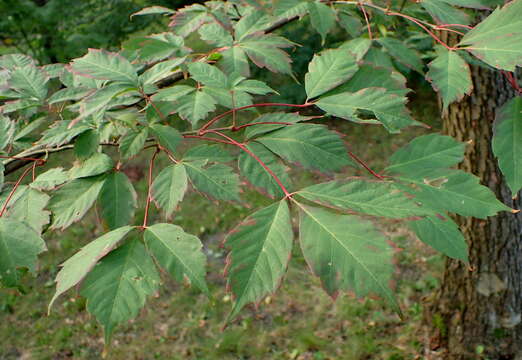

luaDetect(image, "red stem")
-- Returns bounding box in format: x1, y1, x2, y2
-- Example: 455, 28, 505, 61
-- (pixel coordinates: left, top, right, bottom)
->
142, 147, 160, 228
206, 130, 291, 197
359, 2, 373, 40
501, 71, 522, 94
436, 23, 473, 30
198, 102, 313, 135
0, 166, 34, 217
387, 11, 456, 51
348, 151, 385, 180
232, 121, 295, 132
183, 134, 235, 145
0, 155, 46, 164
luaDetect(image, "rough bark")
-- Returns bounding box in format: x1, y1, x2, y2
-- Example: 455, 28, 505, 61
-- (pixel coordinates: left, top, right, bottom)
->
427, 33, 522, 360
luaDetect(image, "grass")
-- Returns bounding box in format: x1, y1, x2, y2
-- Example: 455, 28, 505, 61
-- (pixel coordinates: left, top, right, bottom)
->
0, 82, 443, 359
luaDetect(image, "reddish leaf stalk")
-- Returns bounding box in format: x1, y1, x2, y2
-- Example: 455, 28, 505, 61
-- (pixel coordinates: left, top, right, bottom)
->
0, 155, 46, 164
348, 151, 385, 180
0, 166, 34, 217
142, 147, 160, 228
232, 121, 295, 132
386, 11, 456, 51
183, 134, 235, 145
358, 2, 373, 40
140, 90, 166, 121
501, 71, 522, 94
206, 130, 291, 197
198, 102, 314, 135
436, 23, 473, 31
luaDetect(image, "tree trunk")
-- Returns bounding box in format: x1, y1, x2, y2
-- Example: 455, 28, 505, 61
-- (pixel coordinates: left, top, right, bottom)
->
427, 33, 522, 359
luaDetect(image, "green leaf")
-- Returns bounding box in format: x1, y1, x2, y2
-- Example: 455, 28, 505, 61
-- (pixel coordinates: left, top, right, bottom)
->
183, 144, 234, 163
131, 6, 175, 18
386, 134, 465, 175
409, 215, 468, 261
48, 176, 106, 230
274, 0, 309, 19
0, 218, 46, 287
199, 23, 233, 47
74, 129, 99, 160
139, 58, 185, 85
298, 179, 434, 218
30, 168, 68, 191
68, 152, 114, 180
152, 85, 195, 102
0, 116, 15, 151
49, 226, 134, 311
47, 87, 93, 105
149, 124, 182, 154
316, 88, 416, 133
99, 172, 137, 230
225, 201, 293, 319
220, 47, 250, 77
256, 124, 354, 172
0, 53, 34, 69
426, 49, 473, 111
421, 0, 471, 25
377, 38, 424, 73
458, 0, 522, 71
305, 48, 358, 99
119, 128, 149, 159
5, 187, 50, 234
234, 79, 275, 95
71, 49, 138, 85
399, 170, 511, 219
39, 121, 90, 147
296, 203, 400, 312
144, 223, 208, 293
77, 83, 137, 121
9, 65, 48, 101
492, 97, 522, 195
307, 1, 335, 44
235, 10, 273, 41
325, 63, 409, 97
239, 34, 293, 74
239, 142, 291, 198
339, 38, 372, 61
184, 160, 241, 201
244, 112, 313, 139
168, 5, 211, 38
81, 237, 160, 343
151, 164, 188, 218
188, 62, 228, 88
175, 90, 217, 126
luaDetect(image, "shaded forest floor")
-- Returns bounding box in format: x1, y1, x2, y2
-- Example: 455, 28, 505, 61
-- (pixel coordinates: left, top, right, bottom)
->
0, 85, 446, 360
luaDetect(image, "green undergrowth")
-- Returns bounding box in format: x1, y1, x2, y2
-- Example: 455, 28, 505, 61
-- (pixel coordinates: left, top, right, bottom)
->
1, 84, 443, 359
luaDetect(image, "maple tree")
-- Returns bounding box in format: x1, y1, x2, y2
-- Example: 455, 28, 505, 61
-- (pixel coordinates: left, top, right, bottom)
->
0, 0, 521, 355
